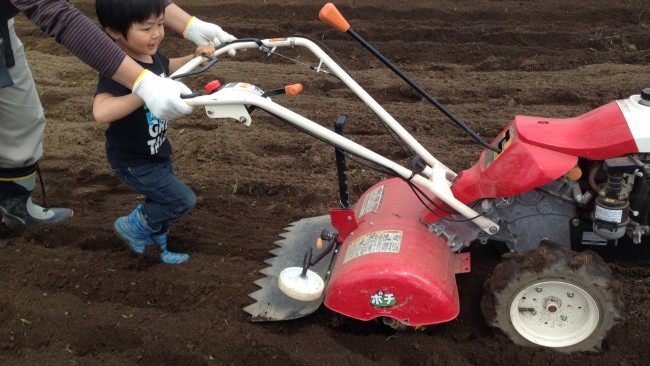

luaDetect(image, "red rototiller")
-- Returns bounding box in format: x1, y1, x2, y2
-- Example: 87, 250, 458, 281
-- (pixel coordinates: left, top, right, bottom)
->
172, 3, 650, 353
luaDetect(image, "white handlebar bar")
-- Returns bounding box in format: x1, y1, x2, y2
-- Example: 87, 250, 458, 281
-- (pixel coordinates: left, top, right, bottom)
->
173, 37, 499, 234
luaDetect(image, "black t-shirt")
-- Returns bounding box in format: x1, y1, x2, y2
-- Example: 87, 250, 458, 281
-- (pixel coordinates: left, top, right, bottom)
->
95, 51, 172, 168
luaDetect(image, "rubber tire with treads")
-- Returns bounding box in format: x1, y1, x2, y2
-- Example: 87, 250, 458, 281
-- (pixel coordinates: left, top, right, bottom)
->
480, 243, 624, 353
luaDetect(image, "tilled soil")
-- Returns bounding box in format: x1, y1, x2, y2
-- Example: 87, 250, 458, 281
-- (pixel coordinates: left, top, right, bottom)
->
1, 0, 650, 365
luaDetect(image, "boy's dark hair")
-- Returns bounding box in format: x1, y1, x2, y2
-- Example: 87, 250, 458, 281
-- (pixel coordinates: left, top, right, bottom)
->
96, 0, 166, 39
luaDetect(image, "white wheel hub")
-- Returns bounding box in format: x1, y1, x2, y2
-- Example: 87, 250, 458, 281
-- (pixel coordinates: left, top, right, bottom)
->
509, 280, 599, 348
278, 267, 325, 301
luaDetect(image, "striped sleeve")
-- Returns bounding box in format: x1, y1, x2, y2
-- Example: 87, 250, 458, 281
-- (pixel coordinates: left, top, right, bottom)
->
10, 0, 174, 78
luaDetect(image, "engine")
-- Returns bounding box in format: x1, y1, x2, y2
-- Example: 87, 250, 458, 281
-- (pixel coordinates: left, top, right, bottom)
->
480, 154, 650, 253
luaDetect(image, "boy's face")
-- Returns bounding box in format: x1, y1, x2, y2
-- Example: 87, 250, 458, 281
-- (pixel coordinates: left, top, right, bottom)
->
110, 13, 165, 62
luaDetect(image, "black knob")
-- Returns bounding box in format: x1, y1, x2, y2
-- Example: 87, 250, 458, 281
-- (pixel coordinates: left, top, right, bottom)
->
642, 88, 650, 101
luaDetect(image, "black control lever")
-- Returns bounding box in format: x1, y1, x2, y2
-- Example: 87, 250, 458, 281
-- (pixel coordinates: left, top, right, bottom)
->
171, 54, 219, 80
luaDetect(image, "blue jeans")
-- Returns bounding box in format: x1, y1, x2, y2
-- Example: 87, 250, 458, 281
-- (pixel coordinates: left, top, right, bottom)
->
111, 158, 195, 234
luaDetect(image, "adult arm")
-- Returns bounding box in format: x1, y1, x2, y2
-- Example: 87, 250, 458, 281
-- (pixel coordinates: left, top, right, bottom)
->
12, 0, 233, 78
163, 1, 237, 55
11, 0, 126, 80
162, 2, 191, 35
9, 0, 193, 119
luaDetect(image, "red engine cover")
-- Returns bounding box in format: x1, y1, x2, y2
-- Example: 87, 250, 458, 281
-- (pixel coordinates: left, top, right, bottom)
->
324, 178, 464, 326
449, 100, 638, 204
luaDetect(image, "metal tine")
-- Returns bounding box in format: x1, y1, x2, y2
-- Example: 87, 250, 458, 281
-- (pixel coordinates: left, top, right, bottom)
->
259, 266, 280, 276
243, 215, 333, 321
268, 247, 285, 256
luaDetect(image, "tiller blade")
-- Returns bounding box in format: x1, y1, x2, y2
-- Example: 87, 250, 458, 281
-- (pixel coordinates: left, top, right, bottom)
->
243, 215, 335, 321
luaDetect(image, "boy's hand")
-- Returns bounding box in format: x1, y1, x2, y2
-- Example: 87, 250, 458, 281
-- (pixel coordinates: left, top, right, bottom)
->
132, 70, 193, 120
195, 44, 216, 58
195, 45, 216, 67
184, 17, 237, 57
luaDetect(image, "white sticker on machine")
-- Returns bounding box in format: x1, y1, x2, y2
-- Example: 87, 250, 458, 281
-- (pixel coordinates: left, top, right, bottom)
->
359, 185, 385, 217
594, 204, 623, 223
343, 230, 402, 264
581, 231, 608, 246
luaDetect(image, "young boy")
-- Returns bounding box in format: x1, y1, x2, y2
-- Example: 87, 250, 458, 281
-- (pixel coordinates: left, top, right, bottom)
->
94, 0, 215, 264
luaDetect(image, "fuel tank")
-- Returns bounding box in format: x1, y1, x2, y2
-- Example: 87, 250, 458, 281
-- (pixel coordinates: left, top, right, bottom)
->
323, 178, 469, 326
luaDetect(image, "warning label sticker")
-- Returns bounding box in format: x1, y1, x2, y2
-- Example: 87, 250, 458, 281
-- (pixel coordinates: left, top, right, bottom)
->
581, 231, 608, 246
594, 205, 623, 223
359, 185, 385, 217
343, 230, 402, 264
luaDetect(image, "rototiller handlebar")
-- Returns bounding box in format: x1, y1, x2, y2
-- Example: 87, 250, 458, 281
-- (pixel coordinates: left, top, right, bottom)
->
170, 28, 500, 235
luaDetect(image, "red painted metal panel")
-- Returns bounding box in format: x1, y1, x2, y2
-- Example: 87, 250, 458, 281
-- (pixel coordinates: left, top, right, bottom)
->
515, 101, 637, 160
324, 178, 461, 326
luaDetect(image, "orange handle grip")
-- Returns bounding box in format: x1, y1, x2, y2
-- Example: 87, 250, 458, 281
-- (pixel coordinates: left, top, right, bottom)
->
285, 83, 303, 95
319, 3, 350, 32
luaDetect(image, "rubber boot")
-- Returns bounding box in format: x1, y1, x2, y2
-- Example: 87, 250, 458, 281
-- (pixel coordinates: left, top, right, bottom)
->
114, 205, 155, 254
0, 175, 73, 228
151, 231, 190, 264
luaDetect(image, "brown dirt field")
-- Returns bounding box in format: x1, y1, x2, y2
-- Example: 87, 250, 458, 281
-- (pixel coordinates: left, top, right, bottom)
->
2, 0, 650, 365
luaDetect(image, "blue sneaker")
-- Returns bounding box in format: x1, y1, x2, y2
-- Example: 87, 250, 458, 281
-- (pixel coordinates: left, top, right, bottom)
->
152, 232, 190, 264
114, 205, 154, 254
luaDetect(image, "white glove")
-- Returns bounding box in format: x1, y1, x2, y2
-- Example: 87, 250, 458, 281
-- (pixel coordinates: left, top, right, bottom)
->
184, 16, 237, 57
132, 70, 193, 120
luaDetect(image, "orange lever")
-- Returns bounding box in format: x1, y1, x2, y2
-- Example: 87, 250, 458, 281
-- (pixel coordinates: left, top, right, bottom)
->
319, 3, 350, 32
567, 166, 583, 181
285, 83, 303, 95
